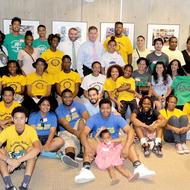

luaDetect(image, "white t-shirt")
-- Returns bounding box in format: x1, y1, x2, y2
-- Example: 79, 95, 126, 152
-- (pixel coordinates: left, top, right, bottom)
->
81, 73, 106, 93
101, 51, 125, 73
151, 75, 172, 96
162, 48, 186, 66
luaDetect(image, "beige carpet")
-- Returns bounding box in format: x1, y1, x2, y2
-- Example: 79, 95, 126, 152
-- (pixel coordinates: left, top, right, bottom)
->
1, 142, 190, 190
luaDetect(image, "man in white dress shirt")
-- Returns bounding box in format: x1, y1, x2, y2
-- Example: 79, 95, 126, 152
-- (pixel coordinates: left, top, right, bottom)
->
58, 28, 80, 71
77, 26, 104, 77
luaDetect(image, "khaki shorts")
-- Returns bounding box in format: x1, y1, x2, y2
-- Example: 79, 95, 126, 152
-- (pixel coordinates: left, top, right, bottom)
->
58, 119, 81, 155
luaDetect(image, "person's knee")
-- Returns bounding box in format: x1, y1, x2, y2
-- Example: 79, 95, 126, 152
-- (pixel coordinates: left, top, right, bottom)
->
168, 116, 178, 125
179, 115, 188, 124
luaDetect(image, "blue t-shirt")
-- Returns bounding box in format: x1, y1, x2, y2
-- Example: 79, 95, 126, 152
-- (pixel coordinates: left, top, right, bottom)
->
84, 101, 99, 116
28, 111, 57, 136
56, 101, 87, 131
86, 112, 128, 139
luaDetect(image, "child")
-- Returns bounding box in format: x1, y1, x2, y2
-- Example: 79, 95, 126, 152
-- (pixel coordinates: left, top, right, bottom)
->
101, 36, 125, 74
116, 64, 138, 119
95, 128, 138, 185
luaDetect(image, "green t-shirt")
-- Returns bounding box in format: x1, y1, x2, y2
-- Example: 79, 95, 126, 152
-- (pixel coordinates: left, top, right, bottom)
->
3, 33, 24, 60
33, 38, 49, 55
172, 76, 190, 106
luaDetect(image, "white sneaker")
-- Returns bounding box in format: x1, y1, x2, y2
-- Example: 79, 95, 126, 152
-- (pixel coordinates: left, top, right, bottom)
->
176, 143, 184, 154
181, 143, 189, 154
75, 168, 95, 183
134, 164, 156, 179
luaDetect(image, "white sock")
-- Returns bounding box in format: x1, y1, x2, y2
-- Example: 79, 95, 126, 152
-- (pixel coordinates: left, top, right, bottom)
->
140, 137, 147, 145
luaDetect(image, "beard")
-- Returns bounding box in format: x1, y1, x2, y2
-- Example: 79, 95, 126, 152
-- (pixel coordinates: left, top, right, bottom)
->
90, 99, 98, 105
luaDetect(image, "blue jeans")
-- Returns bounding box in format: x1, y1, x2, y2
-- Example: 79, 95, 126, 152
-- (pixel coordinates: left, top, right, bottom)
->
164, 115, 188, 143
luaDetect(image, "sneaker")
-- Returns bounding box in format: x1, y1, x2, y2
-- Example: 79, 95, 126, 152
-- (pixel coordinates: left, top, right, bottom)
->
142, 144, 150, 157
6, 186, 17, 190
134, 164, 156, 179
61, 155, 79, 168
19, 186, 28, 190
181, 143, 189, 154
176, 143, 184, 154
76, 152, 83, 161
152, 143, 163, 157
75, 168, 95, 183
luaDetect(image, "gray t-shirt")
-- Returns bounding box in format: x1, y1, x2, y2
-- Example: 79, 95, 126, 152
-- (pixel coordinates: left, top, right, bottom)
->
146, 51, 169, 73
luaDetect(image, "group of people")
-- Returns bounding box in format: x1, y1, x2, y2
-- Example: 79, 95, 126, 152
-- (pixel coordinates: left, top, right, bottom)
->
0, 16, 190, 190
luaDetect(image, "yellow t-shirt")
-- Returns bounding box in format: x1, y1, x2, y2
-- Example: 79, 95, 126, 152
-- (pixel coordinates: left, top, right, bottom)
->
183, 103, 190, 121
0, 101, 21, 121
0, 124, 39, 152
104, 35, 133, 65
104, 78, 118, 98
41, 49, 64, 75
56, 71, 81, 93
26, 72, 53, 96
2, 75, 26, 93
116, 76, 135, 102
160, 108, 185, 120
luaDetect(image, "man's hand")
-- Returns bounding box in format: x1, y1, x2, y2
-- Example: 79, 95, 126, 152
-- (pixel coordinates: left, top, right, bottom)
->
7, 158, 21, 171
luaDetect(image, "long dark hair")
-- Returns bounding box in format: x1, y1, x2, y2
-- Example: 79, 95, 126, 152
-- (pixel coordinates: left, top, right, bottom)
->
152, 62, 168, 85
167, 59, 186, 78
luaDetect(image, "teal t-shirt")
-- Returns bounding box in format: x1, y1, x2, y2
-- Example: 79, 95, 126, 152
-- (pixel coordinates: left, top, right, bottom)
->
33, 38, 49, 55
3, 33, 24, 60
172, 76, 190, 106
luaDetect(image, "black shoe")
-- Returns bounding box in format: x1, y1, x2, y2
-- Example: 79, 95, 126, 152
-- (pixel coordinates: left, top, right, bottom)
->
153, 143, 163, 157
19, 186, 28, 190
142, 143, 150, 157
76, 152, 83, 161
6, 186, 17, 190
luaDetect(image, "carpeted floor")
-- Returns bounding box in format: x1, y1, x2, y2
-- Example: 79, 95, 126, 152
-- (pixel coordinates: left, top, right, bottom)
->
1, 142, 190, 190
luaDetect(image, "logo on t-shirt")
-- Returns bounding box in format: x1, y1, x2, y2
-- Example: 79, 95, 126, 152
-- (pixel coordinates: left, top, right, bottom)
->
38, 45, 48, 54
11, 40, 23, 53
49, 57, 61, 66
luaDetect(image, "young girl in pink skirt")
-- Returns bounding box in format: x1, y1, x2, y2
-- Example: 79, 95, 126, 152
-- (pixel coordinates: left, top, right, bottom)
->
95, 128, 138, 185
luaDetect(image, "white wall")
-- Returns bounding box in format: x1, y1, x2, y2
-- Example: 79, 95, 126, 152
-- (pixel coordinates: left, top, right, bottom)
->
0, 0, 189, 49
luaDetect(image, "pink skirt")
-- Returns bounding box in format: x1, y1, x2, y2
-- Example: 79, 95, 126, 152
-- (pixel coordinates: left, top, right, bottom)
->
95, 142, 124, 170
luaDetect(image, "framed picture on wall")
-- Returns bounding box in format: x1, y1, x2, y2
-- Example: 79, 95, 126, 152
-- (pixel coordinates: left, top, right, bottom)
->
3, 19, 40, 39
147, 24, 180, 50
100, 22, 135, 44
52, 21, 87, 43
